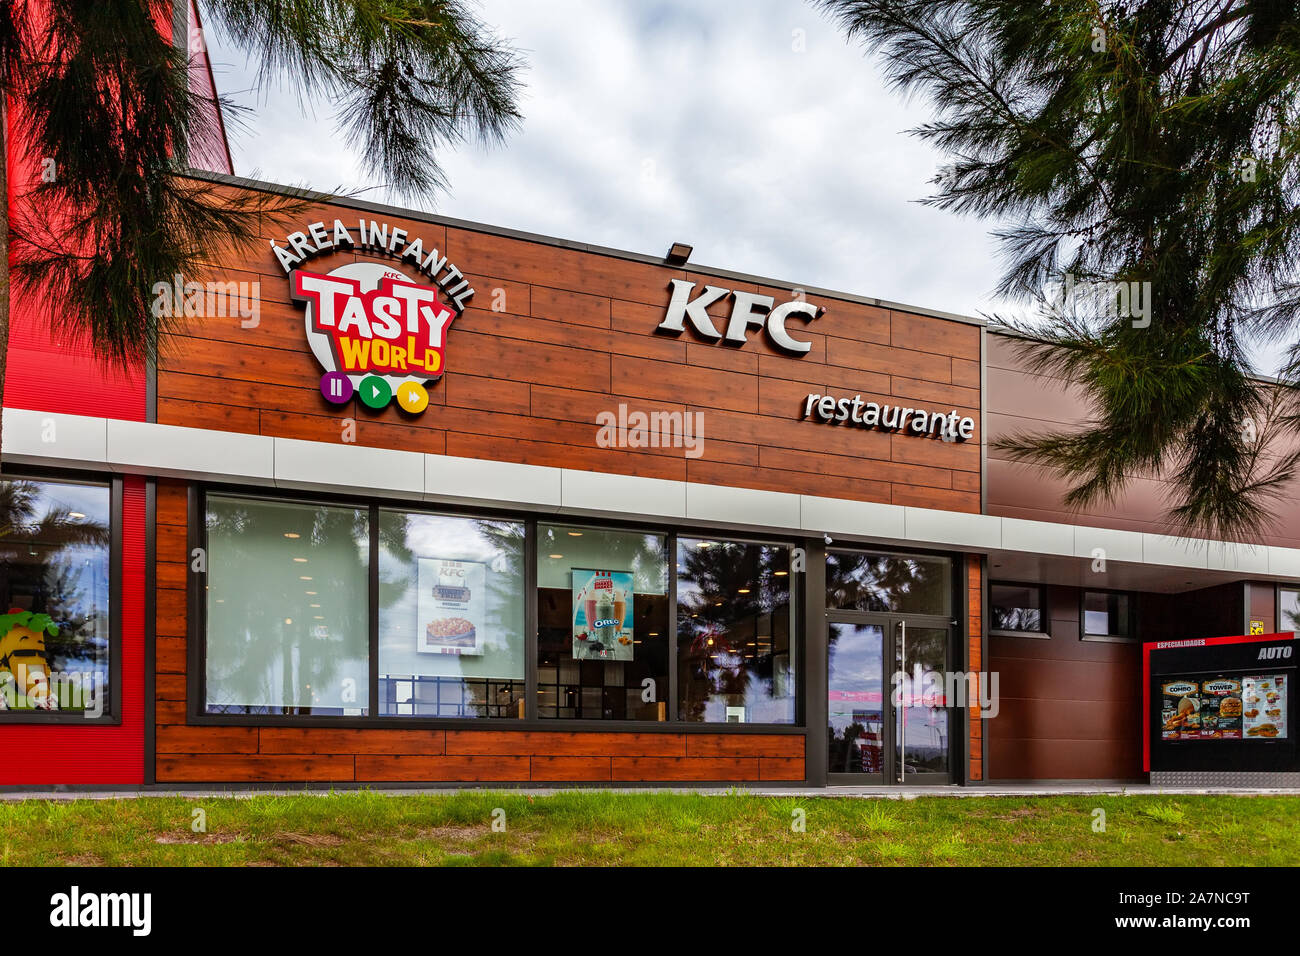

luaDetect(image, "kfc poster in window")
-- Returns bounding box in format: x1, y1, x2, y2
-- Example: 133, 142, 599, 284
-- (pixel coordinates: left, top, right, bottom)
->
572, 569, 634, 661
416, 558, 486, 655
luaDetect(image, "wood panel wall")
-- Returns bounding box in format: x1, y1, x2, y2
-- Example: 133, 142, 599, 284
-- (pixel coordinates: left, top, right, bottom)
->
154, 480, 805, 784
987, 584, 1143, 780
156, 191, 981, 512
967, 555, 983, 782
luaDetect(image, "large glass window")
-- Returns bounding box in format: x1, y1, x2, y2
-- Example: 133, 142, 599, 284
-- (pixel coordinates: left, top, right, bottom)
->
378, 511, 524, 717
199, 494, 809, 727
1083, 590, 1131, 640
205, 496, 369, 714
990, 582, 1046, 634
0, 478, 110, 716
826, 551, 951, 615
677, 538, 795, 723
537, 524, 669, 720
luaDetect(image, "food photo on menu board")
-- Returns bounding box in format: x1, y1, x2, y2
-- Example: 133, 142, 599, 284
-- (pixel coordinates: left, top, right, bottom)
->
1160, 679, 1202, 740
416, 558, 487, 655
1242, 674, 1287, 739
572, 569, 634, 661
1195, 678, 1242, 740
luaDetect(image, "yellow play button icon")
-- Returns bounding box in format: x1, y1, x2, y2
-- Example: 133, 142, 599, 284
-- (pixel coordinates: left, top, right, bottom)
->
396, 381, 430, 414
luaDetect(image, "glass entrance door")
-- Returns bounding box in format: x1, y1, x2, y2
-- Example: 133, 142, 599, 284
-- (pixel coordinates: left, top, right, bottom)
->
827, 615, 953, 785
895, 623, 951, 781
827, 620, 887, 781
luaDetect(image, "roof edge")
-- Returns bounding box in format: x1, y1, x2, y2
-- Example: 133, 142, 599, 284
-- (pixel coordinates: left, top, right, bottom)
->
180, 167, 989, 329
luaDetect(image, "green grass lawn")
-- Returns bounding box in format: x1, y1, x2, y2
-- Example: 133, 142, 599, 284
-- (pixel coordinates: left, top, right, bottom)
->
1, 792, 1297, 866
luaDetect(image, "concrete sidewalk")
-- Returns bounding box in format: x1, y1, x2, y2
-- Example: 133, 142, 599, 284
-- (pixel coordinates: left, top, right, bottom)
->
3, 783, 1300, 800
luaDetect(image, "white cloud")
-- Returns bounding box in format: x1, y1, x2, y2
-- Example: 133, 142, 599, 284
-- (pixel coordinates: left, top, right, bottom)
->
201, 0, 1012, 320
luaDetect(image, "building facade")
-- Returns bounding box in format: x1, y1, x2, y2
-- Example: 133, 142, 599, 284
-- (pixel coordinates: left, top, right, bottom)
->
2, 10, 1296, 790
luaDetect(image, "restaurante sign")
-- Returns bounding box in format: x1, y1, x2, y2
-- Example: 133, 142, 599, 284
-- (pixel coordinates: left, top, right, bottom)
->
803, 391, 975, 442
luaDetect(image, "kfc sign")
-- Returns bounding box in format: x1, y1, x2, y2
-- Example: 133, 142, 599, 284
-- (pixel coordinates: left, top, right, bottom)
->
656, 279, 822, 354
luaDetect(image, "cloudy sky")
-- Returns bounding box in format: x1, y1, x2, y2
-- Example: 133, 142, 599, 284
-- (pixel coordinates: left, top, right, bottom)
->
200, 0, 1012, 320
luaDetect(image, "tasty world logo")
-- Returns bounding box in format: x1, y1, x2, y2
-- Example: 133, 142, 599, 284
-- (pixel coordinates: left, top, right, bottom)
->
272, 218, 475, 413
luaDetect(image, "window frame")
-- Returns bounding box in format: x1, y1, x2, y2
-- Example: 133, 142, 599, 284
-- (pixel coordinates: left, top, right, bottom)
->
824, 546, 954, 617
535, 518, 673, 722
188, 483, 809, 733
1277, 585, 1299, 636
199, 490, 375, 718
673, 532, 802, 725
988, 580, 1049, 639
0, 469, 122, 725
1079, 587, 1137, 643
375, 505, 529, 719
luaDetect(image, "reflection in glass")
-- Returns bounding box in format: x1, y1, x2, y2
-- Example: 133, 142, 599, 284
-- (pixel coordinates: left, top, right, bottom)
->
826, 552, 950, 615
677, 538, 795, 723
1282, 589, 1300, 633
378, 512, 524, 717
827, 623, 885, 775
1083, 590, 1130, 637
0, 479, 110, 713
537, 524, 668, 719
206, 496, 369, 714
991, 583, 1044, 632
896, 625, 949, 775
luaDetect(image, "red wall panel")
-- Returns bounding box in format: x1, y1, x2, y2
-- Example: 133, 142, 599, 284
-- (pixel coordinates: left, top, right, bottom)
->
0, 478, 146, 784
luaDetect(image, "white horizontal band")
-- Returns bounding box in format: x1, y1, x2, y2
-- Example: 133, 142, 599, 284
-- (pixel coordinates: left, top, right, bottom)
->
1, 407, 1288, 581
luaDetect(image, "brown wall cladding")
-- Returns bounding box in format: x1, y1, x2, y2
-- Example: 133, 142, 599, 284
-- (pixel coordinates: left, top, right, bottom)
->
967, 555, 983, 782
153, 480, 804, 784
986, 585, 1142, 781
156, 191, 981, 513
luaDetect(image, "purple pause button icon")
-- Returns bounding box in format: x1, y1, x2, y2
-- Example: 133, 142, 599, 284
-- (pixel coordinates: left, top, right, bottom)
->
320, 372, 354, 404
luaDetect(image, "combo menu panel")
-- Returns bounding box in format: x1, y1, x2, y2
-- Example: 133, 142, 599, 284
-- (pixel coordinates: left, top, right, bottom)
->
1145, 632, 1296, 773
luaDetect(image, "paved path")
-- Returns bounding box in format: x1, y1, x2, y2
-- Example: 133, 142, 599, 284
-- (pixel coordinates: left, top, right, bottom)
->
2, 784, 1299, 800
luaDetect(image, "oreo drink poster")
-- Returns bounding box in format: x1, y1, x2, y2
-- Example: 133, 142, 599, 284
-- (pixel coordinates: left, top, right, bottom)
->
572, 569, 634, 662
416, 558, 486, 655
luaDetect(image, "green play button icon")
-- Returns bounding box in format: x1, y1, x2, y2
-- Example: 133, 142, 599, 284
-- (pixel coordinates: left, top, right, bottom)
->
358, 375, 392, 409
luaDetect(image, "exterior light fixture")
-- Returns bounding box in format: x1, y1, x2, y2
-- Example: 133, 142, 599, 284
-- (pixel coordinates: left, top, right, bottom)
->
666, 241, 693, 265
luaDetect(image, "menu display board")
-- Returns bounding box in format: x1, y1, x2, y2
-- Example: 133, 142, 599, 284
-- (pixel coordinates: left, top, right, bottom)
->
1160, 674, 1285, 742
416, 558, 486, 655
1242, 675, 1287, 740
